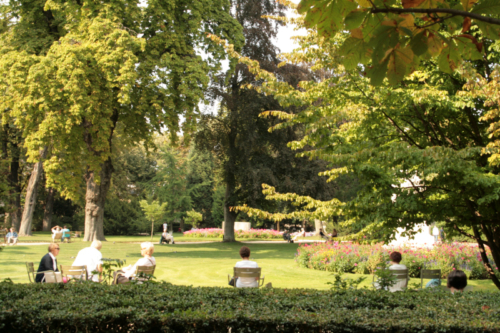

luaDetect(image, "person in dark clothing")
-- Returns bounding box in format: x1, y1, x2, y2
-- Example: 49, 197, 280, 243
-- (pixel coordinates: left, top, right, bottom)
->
36, 243, 60, 282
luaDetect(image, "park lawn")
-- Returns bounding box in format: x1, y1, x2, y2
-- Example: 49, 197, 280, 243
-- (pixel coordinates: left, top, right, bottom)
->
14, 232, 285, 243
0, 241, 498, 292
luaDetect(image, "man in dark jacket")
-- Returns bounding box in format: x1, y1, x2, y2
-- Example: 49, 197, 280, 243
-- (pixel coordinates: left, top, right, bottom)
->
35, 243, 60, 282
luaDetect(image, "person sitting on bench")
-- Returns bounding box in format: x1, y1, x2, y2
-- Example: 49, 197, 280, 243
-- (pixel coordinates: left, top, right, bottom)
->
282, 231, 293, 243
6, 228, 18, 245
159, 231, 175, 244
319, 227, 330, 241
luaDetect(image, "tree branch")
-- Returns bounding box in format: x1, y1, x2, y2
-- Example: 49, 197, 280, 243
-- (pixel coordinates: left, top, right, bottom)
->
370, 7, 500, 26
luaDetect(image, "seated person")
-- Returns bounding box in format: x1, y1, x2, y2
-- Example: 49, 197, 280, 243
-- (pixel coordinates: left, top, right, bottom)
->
331, 228, 338, 238
319, 227, 330, 241
235, 246, 259, 288
61, 225, 71, 242
36, 243, 60, 283
6, 228, 18, 245
51, 225, 62, 241
447, 269, 467, 293
114, 242, 156, 284
159, 231, 175, 244
292, 228, 306, 241
388, 251, 408, 292
282, 231, 293, 243
72, 240, 103, 282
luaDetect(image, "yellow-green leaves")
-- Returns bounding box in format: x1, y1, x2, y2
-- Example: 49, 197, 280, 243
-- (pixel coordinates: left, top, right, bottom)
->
298, 0, 499, 85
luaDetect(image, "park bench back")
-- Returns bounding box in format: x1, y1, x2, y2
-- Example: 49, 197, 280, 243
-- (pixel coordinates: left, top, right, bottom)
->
230, 267, 265, 288
60, 265, 88, 282
420, 269, 441, 288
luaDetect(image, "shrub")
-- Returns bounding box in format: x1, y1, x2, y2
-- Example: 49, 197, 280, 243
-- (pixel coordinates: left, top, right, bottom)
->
0, 283, 499, 332
183, 228, 283, 239
296, 242, 499, 280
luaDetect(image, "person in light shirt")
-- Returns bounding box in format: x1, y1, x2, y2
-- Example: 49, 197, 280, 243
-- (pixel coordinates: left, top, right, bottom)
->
72, 240, 103, 282
388, 251, 408, 292
235, 246, 259, 288
6, 228, 18, 245
114, 242, 156, 284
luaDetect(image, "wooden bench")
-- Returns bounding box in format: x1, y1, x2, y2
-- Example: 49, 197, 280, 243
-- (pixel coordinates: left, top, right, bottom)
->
228, 267, 265, 288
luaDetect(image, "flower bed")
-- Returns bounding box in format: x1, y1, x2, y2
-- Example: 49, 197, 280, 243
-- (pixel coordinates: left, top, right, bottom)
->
295, 241, 499, 279
183, 228, 283, 239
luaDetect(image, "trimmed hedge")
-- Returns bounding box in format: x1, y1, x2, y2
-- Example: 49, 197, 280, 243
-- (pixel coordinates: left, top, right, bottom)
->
1, 282, 499, 332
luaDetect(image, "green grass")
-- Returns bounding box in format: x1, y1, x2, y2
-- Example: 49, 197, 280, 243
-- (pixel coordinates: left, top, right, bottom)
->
1, 241, 498, 292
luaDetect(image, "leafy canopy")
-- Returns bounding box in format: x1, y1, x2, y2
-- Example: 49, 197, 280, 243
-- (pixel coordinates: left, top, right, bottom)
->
297, 0, 500, 85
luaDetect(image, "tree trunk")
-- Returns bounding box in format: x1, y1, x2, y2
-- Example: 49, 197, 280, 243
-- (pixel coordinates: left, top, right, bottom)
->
180, 218, 185, 232
6, 128, 22, 230
314, 219, 322, 236
19, 147, 48, 236
42, 187, 55, 231
83, 158, 113, 242
223, 181, 237, 242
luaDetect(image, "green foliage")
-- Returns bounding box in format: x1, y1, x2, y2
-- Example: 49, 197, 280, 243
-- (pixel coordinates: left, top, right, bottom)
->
1, 283, 500, 332
373, 262, 399, 290
211, 185, 225, 227
139, 200, 168, 238
0, 0, 243, 202
297, 0, 500, 85
327, 273, 366, 291
184, 210, 203, 227
103, 197, 148, 235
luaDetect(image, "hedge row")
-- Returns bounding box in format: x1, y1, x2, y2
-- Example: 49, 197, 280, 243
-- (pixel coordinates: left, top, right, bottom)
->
1, 282, 499, 332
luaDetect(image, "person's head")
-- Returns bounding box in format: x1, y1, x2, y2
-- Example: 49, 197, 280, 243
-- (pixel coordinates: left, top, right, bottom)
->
48, 243, 60, 256
57, 227, 61, 231
10, 227, 14, 232
91, 240, 102, 250
63, 225, 67, 229
447, 270, 467, 291
141, 242, 154, 256
389, 251, 402, 264
239, 246, 251, 259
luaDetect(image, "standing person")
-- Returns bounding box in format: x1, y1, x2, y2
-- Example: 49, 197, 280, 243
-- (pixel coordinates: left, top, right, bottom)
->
163, 222, 168, 232
439, 228, 445, 242
72, 240, 103, 281
432, 225, 439, 242
235, 246, 259, 288
61, 225, 71, 242
6, 228, 18, 245
36, 243, 60, 282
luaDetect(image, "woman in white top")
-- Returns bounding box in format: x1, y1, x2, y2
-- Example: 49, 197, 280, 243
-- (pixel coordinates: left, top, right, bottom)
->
51, 226, 62, 241
114, 242, 156, 284
235, 246, 259, 288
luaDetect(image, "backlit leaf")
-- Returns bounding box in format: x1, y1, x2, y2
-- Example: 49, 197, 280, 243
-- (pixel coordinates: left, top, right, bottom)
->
386, 45, 414, 85
471, 0, 500, 14
461, 0, 478, 11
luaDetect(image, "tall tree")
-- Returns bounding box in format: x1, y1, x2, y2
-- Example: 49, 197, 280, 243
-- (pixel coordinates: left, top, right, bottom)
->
0, 0, 243, 240
226, 5, 500, 289
197, 0, 341, 241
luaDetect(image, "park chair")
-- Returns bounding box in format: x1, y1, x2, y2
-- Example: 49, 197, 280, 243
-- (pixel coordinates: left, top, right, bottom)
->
60, 265, 88, 282
373, 269, 409, 292
228, 267, 265, 288
420, 269, 441, 289
113, 265, 156, 284
25, 262, 57, 283
52, 232, 62, 243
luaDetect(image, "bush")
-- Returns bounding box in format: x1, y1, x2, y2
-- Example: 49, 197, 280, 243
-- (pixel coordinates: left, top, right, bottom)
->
296, 242, 499, 280
0, 283, 499, 332
183, 228, 283, 239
